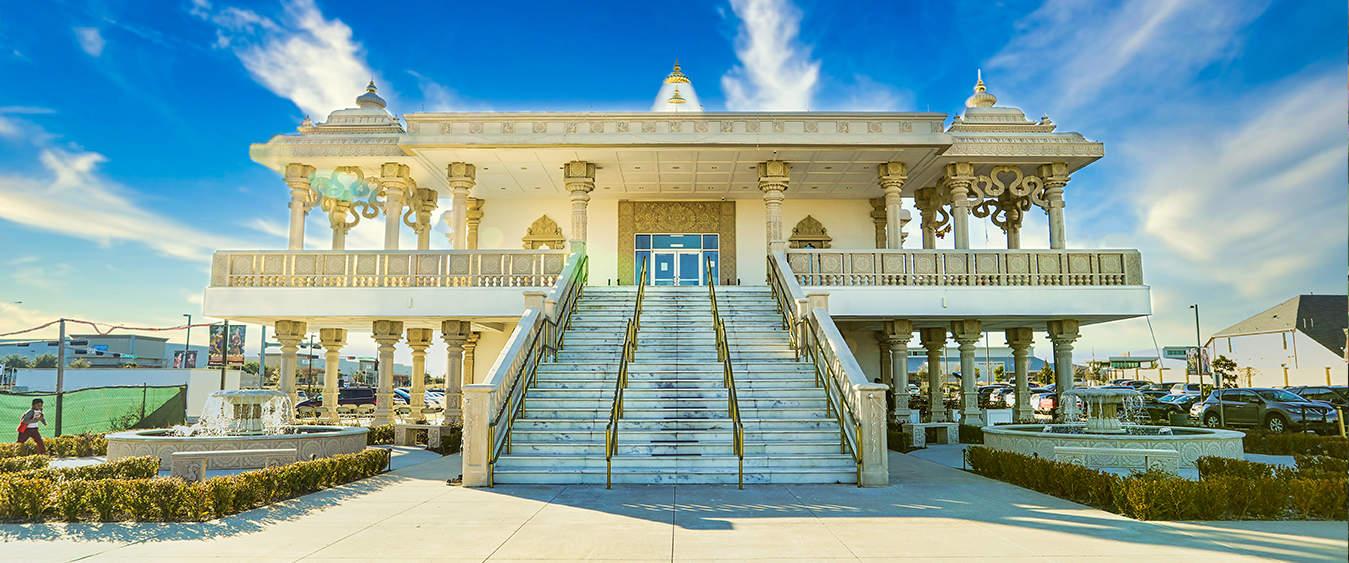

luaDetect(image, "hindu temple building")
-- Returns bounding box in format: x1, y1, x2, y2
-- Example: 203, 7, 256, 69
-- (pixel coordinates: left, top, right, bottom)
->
203, 63, 1150, 486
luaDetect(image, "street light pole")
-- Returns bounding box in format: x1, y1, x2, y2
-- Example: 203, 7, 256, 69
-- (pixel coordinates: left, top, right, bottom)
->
182, 314, 192, 368
55, 318, 65, 437
1191, 304, 1223, 427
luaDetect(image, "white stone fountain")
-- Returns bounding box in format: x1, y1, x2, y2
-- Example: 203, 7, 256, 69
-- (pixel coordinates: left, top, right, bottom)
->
982, 386, 1244, 473
107, 389, 368, 469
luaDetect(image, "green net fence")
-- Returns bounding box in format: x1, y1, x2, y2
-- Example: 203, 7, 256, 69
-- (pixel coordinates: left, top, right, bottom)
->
1, 385, 186, 436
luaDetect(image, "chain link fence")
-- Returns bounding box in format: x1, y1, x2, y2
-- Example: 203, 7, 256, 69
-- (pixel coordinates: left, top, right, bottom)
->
1, 385, 186, 436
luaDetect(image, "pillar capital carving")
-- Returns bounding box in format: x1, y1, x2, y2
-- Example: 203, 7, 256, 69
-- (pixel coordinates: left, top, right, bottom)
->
950, 319, 982, 346
563, 160, 596, 191
756, 160, 791, 191
284, 163, 317, 202
919, 326, 947, 348
884, 319, 913, 345
1047, 319, 1080, 345
318, 327, 347, 348
1004, 327, 1034, 349
876, 161, 907, 190
406, 327, 435, 350
447, 161, 477, 189
274, 320, 307, 347
372, 320, 405, 345
441, 320, 471, 341
943, 162, 976, 205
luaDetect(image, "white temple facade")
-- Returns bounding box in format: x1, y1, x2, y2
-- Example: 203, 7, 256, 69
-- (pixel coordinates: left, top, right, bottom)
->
203, 64, 1150, 486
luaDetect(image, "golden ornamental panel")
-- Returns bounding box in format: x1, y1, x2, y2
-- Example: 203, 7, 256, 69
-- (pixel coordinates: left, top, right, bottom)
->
355, 255, 379, 276
324, 255, 346, 274
229, 255, 255, 275
617, 200, 736, 285
293, 255, 317, 275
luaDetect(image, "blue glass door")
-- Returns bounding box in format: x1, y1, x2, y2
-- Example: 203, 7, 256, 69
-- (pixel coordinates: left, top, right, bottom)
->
677, 252, 701, 286
652, 252, 676, 286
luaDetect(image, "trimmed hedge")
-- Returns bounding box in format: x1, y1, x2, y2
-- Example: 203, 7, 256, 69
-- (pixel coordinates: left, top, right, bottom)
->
1242, 431, 1348, 459
958, 424, 984, 444
0, 448, 389, 522
366, 424, 394, 445
967, 447, 1348, 521
8, 456, 160, 482
0, 455, 50, 474
0, 433, 108, 459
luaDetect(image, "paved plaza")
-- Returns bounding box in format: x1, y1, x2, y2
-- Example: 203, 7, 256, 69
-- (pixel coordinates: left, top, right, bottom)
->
2, 449, 1344, 562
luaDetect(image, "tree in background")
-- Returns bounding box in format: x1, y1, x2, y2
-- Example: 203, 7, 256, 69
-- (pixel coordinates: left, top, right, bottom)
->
1212, 355, 1238, 388
993, 364, 1006, 382
2, 354, 31, 369
1035, 363, 1054, 385
68, 358, 92, 368
33, 354, 58, 368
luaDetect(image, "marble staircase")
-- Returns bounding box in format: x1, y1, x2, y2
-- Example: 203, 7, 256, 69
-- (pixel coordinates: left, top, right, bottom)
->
492, 285, 858, 484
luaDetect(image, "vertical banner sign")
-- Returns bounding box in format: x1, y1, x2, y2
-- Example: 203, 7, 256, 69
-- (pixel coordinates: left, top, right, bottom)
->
208, 324, 226, 367
1185, 347, 1211, 376
227, 325, 246, 367
172, 350, 198, 368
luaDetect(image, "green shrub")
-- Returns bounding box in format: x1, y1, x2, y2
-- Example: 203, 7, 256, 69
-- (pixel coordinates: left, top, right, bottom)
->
1293, 454, 1349, 477
966, 446, 1118, 509
366, 424, 394, 445
0, 433, 108, 459
971, 447, 1348, 521
0, 448, 390, 522
1243, 431, 1349, 459
9, 456, 159, 481
958, 424, 984, 444
0, 455, 50, 474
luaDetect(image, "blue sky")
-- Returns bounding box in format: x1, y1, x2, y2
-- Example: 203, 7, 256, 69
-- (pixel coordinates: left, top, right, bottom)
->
1, 0, 1345, 368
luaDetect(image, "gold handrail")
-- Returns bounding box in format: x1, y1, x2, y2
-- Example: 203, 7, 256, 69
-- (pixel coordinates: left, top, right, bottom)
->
708, 258, 746, 489
604, 257, 647, 488
486, 254, 588, 486
766, 254, 863, 486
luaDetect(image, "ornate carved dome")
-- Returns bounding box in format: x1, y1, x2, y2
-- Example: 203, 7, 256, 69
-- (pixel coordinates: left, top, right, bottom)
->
355, 80, 387, 109
652, 61, 703, 112
965, 70, 997, 109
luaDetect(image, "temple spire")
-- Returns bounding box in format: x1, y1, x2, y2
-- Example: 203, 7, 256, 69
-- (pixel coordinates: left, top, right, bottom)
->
652, 60, 703, 112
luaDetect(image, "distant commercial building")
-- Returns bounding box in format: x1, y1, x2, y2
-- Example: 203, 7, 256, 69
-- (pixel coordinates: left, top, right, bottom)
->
1207, 294, 1347, 388
0, 335, 210, 368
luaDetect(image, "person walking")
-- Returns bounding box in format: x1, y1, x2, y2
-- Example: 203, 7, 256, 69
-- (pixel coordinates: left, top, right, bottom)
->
17, 398, 46, 454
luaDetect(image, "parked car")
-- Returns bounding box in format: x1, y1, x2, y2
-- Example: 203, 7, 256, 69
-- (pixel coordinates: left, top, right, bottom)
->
978, 384, 1012, 408
1285, 386, 1349, 409
1111, 379, 1151, 389
295, 386, 376, 409
1137, 383, 1173, 400
1139, 393, 1201, 424
1171, 383, 1199, 395
1190, 388, 1340, 433
1001, 386, 1049, 409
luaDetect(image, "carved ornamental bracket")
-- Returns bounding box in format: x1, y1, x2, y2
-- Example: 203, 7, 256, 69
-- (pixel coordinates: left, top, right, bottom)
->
522, 214, 565, 249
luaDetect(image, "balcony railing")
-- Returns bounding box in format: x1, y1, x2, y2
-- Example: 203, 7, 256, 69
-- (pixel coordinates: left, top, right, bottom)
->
209, 250, 569, 288
785, 249, 1143, 287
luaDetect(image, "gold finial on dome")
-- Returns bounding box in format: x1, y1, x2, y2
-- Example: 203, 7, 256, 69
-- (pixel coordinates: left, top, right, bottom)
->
965, 69, 997, 108
665, 59, 691, 84
667, 86, 687, 104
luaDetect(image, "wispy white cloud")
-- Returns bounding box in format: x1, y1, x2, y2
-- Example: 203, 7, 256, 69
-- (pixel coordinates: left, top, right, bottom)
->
987, 0, 1267, 122
407, 70, 457, 112
190, 0, 379, 118
73, 27, 105, 57
721, 0, 819, 111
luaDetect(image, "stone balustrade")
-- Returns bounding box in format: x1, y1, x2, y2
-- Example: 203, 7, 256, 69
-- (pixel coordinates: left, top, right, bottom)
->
785, 249, 1143, 287
209, 250, 568, 288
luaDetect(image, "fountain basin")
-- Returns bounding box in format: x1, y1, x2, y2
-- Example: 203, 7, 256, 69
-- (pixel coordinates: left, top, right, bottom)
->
107, 425, 368, 469
983, 424, 1244, 472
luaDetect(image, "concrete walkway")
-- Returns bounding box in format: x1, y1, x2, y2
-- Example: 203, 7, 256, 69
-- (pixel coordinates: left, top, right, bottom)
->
2, 450, 1344, 562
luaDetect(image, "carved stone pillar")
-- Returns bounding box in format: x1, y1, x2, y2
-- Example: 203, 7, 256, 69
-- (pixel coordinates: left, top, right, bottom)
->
284, 163, 315, 250
951, 319, 984, 427
1048, 319, 1081, 419
886, 320, 913, 423
406, 327, 434, 422
442, 320, 470, 420
405, 186, 437, 250
379, 162, 412, 250
324, 198, 354, 250
1040, 162, 1069, 249
758, 160, 791, 252
914, 187, 945, 249
944, 163, 976, 249
274, 320, 307, 410
1005, 327, 1034, 423
919, 327, 949, 423
447, 162, 476, 249
371, 320, 404, 425
318, 328, 346, 423
869, 198, 887, 248
465, 197, 484, 250
563, 161, 595, 248
462, 332, 480, 385
877, 162, 907, 249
